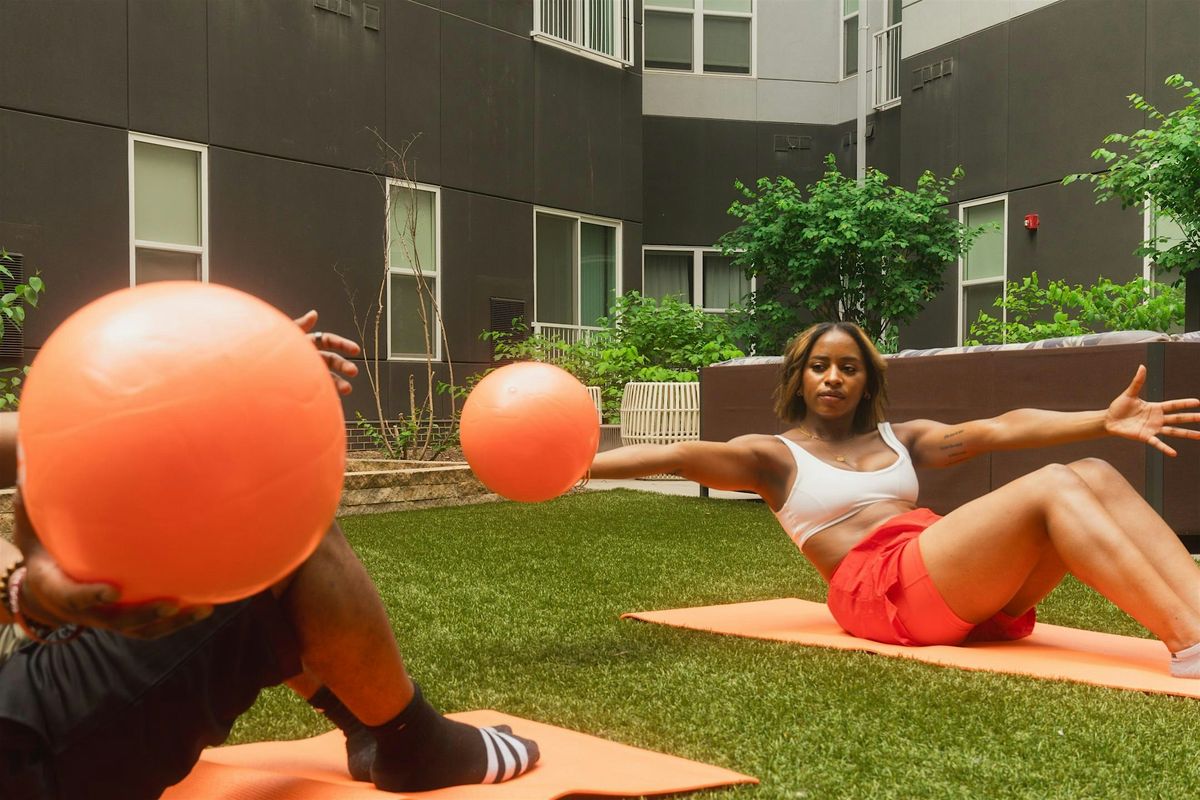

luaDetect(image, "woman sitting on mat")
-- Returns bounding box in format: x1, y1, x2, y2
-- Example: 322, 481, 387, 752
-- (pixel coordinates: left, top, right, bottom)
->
590, 321, 1200, 677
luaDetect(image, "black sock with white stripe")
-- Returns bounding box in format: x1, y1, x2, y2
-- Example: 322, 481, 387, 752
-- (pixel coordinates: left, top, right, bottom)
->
368, 683, 539, 792
307, 686, 375, 782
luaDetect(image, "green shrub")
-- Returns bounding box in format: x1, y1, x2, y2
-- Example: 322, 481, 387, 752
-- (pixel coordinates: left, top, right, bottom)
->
967, 272, 1183, 345
483, 293, 744, 422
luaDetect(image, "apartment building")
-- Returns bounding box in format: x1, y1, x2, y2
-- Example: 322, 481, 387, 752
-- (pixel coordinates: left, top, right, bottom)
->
1, 0, 1196, 423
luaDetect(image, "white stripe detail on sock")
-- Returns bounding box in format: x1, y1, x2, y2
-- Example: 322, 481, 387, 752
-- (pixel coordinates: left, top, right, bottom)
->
493, 729, 530, 774
482, 727, 517, 781
480, 727, 499, 783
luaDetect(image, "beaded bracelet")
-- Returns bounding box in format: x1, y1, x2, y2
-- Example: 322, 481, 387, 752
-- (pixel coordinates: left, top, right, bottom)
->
0, 558, 22, 616
7, 566, 81, 645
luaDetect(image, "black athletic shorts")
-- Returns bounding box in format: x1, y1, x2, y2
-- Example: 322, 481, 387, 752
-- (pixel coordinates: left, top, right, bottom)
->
0, 591, 301, 799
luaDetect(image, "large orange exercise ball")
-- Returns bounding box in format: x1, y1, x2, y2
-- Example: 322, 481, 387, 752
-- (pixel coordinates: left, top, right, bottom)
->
460, 362, 600, 502
18, 282, 346, 605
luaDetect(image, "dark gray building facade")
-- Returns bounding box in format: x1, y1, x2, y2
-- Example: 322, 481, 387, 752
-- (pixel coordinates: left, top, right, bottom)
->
3, 0, 1199, 426
0, 0, 644, 421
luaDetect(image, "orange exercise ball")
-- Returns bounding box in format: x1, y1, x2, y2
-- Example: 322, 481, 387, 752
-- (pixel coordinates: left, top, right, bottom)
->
460, 362, 600, 503
18, 282, 346, 605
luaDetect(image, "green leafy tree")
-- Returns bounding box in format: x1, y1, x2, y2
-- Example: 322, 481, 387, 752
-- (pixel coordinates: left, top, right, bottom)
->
1064, 74, 1200, 279
968, 271, 1182, 345
718, 153, 984, 354
0, 249, 45, 409
484, 293, 744, 422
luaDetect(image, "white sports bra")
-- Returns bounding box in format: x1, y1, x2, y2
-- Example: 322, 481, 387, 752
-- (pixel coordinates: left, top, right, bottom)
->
771, 422, 919, 550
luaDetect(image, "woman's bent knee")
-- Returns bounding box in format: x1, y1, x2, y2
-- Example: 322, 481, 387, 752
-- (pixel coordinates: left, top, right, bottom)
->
1067, 457, 1127, 492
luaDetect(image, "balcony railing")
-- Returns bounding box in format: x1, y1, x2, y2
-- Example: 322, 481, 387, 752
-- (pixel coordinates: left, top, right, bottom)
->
534, 0, 635, 66
532, 322, 604, 359
873, 22, 902, 110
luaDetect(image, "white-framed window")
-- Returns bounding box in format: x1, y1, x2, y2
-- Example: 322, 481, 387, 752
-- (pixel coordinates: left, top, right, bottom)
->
958, 196, 1007, 345
1144, 202, 1187, 284
129, 133, 207, 286
642, 246, 753, 313
386, 180, 442, 360
533, 0, 635, 67
841, 0, 859, 79
644, 0, 754, 76
534, 208, 621, 340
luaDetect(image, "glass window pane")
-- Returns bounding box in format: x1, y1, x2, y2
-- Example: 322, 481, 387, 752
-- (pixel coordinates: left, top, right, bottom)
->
580, 223, 616, 326
388, 186, 436, 273
963, 282, 1002, 342
703, 15, 750, 73
134, 141, 200, 246
645, 250, 694, 303
843, 0, 859, 14
535, 214, 577, 325
703, 253, 750, 308
1151, 208, 1186, 285
889, 0, 902, 25
647, 0, 694, 8
645, 11, 693, 70
389, 274, 437, 356
704, 0, 751, 12
843, 15, 858, 77
135, 248, 200, 284
963, 201, 1005, 281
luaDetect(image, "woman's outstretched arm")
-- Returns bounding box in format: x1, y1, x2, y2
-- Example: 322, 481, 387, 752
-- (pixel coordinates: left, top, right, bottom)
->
896, 365, 1200, 469
591, 436, 773, 494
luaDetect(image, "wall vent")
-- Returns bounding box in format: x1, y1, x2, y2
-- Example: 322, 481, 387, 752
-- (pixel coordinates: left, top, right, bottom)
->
364, 3, 381, 30
489, 297, 526, 336
773, 134, 812, 152
0, 252, 25, 359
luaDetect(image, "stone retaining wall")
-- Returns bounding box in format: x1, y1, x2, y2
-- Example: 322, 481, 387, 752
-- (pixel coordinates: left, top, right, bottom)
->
0, 461, 496, 542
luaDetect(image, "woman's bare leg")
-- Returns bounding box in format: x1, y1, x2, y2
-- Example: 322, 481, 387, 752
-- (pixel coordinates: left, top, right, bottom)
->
1067, 458, 1200, 617
917, 464, 1200, 652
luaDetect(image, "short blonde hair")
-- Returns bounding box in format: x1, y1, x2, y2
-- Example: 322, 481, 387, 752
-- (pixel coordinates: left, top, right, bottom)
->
774, 322, 888, 432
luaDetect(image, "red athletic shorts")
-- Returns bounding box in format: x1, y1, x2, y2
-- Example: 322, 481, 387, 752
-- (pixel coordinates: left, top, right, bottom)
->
826, 508, 1036, 646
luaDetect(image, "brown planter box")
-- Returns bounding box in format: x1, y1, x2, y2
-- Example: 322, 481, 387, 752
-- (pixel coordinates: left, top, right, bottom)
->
700, 342, 1200, 548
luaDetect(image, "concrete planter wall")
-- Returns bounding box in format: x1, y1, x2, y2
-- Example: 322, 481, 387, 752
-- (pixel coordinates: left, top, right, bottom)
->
0, 462, 497, 542
340, 459, 497, 515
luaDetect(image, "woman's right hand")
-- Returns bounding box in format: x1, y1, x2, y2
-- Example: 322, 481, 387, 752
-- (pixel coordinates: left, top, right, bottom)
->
13, 492, 212, 639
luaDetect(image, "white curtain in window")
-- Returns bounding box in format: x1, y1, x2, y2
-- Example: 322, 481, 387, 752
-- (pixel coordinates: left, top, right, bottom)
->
536, 214, 577, 325
645, 11, 692, 69
389, 186, 436, 273
703, 15, 750, 73
580, 223, 616, 325
389, 274, 437, 356
644, 251, 693, 302
963, 201, 1005, 281
134, 141, 200, 246
963, 282, 1001, 341
702, 253, 749, 308
135, 249, 199, 284
703, 0, 750, 11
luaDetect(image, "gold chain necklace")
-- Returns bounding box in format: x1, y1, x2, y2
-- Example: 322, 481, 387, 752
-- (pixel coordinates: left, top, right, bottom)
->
795, 427, 850, 464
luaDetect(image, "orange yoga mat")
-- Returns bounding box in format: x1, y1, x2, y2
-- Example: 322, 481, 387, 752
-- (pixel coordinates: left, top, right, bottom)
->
623, 598, 1200, 699
162, 710, 757, 800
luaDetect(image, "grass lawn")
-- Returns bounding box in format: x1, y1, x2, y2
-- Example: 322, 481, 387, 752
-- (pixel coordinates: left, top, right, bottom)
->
230, 490, 1200, 799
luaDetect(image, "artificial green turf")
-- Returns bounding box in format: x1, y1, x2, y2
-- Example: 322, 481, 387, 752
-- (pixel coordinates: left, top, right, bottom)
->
230, 490, 1200, 798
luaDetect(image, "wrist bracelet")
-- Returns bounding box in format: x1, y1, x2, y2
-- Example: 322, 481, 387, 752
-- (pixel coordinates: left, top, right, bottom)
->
8, 567, 81, 645
1, 558, 23, 616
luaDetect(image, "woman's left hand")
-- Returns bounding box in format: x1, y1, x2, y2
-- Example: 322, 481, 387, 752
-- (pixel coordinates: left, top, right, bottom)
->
293, 310, 361, 396
1105, 365, 1200, 456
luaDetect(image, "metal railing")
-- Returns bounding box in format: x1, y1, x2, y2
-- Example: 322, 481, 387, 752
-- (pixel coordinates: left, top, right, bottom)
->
532, 321, 605, 359
534, 0, 635, 65
873, 22, 902, 110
